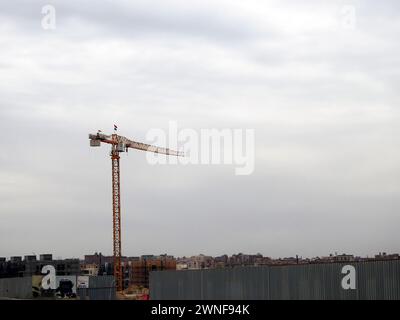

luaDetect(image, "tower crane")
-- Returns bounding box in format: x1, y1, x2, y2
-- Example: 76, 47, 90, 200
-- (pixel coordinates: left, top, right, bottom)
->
89, 128, 183, 292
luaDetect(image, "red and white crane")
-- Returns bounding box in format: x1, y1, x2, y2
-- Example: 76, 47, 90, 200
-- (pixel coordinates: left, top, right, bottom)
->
89, 129, 183, 291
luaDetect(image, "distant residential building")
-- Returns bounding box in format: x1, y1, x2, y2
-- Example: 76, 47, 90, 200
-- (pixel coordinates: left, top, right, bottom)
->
10, 256, 22, 263
130, 255, 176, 288
375, 252, 399, 260
81, 263, 99, 276
24, 255, 37, 262
333, 254, 355, 262
0, 254, 80, 278
39, 254, 53, 261
24, 256, 80, 276
187, 254, 214, 269
214, 255, 228, 268
84, 252, 114, 265
176, 262, 188, 270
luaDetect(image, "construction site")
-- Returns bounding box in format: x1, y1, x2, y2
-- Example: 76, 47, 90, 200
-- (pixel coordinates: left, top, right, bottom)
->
1, 254, 400, 300
0, 128, 183, 300
88, 129, 183, 298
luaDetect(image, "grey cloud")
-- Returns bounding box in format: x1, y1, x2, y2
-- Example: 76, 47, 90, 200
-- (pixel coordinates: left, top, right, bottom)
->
0, 0, 399, 259
0, 0, 271, 42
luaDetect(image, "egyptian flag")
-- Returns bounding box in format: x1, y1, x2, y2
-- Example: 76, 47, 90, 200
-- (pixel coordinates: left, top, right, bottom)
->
114, 124, 118, 131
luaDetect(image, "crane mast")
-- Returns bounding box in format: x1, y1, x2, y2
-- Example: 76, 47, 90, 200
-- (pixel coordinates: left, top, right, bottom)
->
89, 130, 183, 292
110, 134, 122, 291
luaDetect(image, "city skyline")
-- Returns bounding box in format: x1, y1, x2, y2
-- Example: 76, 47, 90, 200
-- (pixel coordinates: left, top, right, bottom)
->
2, 249, 399, 262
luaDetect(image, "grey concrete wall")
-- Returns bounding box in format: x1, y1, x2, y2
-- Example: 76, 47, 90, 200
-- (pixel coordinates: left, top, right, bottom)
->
0, 277, 32, 299
77, 275, 116, 300
0, 275, 116, 300
149, 260, 400, 300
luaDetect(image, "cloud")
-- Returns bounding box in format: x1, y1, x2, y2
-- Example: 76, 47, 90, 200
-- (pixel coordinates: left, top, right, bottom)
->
0, 0, 399, 259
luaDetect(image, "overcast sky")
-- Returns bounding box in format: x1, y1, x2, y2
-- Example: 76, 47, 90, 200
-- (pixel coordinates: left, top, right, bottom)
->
0, 0, 399, 259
